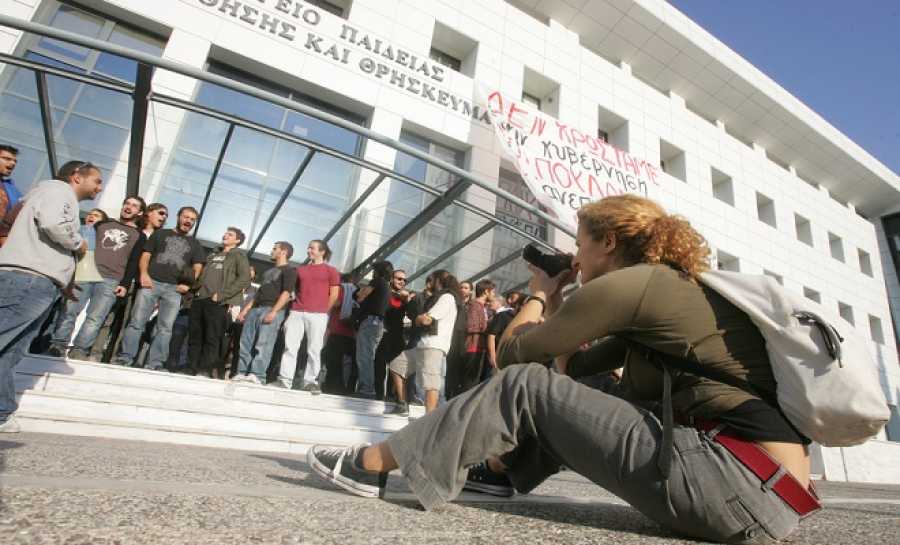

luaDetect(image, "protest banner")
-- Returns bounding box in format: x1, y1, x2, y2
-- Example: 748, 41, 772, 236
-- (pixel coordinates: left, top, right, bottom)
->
480, 86, 661, 231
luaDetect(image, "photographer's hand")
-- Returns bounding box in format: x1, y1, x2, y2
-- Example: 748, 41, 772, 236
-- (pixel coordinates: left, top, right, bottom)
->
527, 264, 571, 301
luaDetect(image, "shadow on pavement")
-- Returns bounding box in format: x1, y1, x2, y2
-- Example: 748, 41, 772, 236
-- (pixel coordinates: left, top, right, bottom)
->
250, 453, 307, 472
466, 499, 674, 540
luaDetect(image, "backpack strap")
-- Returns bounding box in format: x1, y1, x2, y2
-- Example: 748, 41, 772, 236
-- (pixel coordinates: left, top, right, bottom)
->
793, 310, 844, 366
635, 344, 779, 481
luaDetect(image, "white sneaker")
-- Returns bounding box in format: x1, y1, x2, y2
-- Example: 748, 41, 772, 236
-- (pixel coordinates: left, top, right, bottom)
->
0, 417, 21, 433
245, 374, 262, 385
230, 374, 248, 382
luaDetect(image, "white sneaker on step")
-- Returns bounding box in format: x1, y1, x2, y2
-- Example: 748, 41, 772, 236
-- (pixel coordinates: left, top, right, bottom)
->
0, 417, 21, 433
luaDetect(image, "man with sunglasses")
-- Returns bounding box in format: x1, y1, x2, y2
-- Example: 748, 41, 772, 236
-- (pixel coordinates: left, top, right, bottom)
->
46, 195, 147, 360
95, 202, 168, 363
115, 206, 205, 371
374, 269, 413, 401
0, 160, 103, 432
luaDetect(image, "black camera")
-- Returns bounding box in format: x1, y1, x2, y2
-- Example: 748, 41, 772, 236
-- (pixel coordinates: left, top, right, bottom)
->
522, 243, 573, 277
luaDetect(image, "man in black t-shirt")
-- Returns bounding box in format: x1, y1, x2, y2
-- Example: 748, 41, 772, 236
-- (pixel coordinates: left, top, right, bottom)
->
354, 260, 392, 399
234, 241, 295, 384
115, 206, 205, 370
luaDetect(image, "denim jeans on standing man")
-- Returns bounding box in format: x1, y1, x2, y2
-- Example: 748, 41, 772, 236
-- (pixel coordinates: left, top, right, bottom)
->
51, 280, 99, 348
237, 305, 286, 382
0, 270, 59, 423
117, 281, 182, 370
62, 277, 120, 354
355, 315, 385, 397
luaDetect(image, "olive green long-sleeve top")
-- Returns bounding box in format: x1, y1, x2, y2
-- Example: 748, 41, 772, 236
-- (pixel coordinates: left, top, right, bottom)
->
497, 263, 778, 421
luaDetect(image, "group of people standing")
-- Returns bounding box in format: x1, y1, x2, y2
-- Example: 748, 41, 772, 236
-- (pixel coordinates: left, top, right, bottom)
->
0, 144, 522, 432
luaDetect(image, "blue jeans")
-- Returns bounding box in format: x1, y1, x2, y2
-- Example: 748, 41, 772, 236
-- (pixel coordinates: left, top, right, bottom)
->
0, 271, 59, 422
118, 282, 182, 370
51, 280, 98, 347
52, 277, 119, 352
355, 315, 384, 396
237, 306, 285, 381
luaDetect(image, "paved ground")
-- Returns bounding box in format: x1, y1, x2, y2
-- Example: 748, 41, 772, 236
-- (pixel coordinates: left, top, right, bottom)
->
0, 433, 898, 544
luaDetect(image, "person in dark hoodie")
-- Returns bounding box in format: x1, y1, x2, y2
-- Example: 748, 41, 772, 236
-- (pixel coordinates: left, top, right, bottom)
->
188, 226, 250, 378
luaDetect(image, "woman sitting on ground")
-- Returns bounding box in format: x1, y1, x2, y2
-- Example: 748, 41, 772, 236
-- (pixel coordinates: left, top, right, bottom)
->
307, 194, 816, 543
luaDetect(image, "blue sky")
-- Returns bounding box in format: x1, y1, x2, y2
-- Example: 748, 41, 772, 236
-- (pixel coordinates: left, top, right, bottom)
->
668, 0, 899, 176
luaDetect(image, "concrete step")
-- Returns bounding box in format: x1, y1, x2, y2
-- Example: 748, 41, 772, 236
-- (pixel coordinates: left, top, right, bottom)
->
13, 411, 352, 454
12, 354, 420, 454
16, 355, 420, 417
15, 368, 413, 432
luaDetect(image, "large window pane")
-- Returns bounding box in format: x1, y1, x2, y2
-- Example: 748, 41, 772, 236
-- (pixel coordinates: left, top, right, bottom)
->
94, 26, 166, 83
489, 168, 549, 291
381, 130, 466, 270
254, 153, 357, 256
0, 3, 166, 193
197, 164, 265, 242
72, 85, 133, 126
36, 5, 105, 63
224, 127, 278, 174
0, 83, 49, 192
178, 112, 230, 157
160, 63, 365, 248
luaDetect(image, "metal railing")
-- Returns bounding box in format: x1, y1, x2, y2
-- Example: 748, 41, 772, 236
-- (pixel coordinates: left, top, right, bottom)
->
0, 14, 571, 286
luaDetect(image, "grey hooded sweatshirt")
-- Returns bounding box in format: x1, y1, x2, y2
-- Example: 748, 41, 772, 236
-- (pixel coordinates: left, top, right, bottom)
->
0, 179, 83, 286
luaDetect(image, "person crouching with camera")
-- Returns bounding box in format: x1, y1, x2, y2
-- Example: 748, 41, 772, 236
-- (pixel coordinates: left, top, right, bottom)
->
306, 194, 816, 543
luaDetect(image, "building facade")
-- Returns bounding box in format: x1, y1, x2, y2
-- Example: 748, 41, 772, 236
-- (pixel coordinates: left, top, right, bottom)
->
0, 0, 898, 481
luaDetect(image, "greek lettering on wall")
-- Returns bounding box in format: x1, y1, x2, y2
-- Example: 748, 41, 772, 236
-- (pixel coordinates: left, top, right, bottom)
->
194, 0, 490, 125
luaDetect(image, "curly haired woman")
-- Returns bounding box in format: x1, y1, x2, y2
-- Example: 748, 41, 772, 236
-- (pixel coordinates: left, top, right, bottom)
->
307, 195, 818, 543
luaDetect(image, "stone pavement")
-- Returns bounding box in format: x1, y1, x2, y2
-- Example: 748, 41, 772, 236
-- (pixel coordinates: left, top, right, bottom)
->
0, 433, 898, 544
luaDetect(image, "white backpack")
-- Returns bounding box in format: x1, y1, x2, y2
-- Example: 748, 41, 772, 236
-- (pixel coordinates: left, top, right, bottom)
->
699, 270, 889, 447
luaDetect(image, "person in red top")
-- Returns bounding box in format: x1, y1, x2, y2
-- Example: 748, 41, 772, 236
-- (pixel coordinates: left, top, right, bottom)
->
276, 239, 340, 393
455, 279, 495, 395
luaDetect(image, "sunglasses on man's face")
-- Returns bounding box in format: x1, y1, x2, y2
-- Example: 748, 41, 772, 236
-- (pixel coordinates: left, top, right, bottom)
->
394, 277, 407, 283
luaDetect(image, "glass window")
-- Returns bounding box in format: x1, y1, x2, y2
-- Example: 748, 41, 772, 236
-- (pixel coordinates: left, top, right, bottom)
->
490, 168, 550, 293
159, 63, 366, 253
0, 1, 165, 200
380, 131, 466, 273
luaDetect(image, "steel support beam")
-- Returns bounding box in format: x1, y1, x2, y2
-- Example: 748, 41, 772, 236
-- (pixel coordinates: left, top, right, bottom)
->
406, 220, 495, 284
248, 150, 316, 255
0, 32, 560, 254
465, 248, 522, 284
0, 16, 575, 239
351, 179, 469, 279
34, 72, 58, 177
322, 173, 386, 243
125, 62, 153, 197
193, 123, 235, 237
150, 93, 555, 252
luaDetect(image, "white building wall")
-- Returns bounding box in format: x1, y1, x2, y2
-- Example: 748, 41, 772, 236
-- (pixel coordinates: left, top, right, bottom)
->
1, 0, 898, 480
